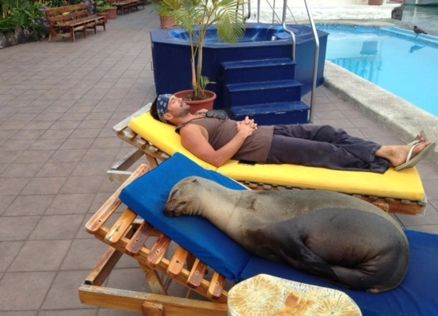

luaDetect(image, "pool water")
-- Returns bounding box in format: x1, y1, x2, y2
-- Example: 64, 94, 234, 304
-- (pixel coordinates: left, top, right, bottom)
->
317, 25, 438, 117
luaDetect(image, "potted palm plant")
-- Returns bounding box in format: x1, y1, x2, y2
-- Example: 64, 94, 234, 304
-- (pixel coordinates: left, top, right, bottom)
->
171, 0, 245, 112
154, 0, 182, 29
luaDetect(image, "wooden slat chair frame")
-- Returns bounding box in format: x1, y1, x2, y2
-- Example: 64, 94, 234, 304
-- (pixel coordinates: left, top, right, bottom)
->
45, 3, 106, 41
79, 164, 229, 315
108, 109, 426, 216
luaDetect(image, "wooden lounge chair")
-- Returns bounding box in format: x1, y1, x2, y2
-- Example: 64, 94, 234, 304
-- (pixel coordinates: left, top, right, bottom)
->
79, 153, 438, 315
110, 104, 427, 215
79, 164, 228, 315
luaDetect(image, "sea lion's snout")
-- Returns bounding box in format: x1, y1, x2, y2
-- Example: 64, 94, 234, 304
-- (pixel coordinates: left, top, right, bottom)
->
164, 177, 202, 216
164, 195, 187, 216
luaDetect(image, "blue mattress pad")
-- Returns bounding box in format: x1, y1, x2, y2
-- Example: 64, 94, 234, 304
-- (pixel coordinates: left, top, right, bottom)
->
120, 153, 438, 316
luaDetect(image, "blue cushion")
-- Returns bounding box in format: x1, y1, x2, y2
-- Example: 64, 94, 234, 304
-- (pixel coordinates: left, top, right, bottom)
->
240, 230, 438, 316
119, 153, 251, 281
120, 153, 438, 315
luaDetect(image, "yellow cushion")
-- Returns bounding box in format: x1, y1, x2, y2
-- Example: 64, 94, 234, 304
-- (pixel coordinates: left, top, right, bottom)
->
129, 112, 425, 201
129, 112, 216, 170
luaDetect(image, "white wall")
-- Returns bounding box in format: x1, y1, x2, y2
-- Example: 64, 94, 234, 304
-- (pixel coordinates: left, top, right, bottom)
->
289, 0, 370, 5
249, 0, 394, 22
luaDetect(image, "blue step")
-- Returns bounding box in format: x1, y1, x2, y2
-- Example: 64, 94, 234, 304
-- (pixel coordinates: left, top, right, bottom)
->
230, 101, 310, 125
224, 80, 302, 108
221, 58, 295, 84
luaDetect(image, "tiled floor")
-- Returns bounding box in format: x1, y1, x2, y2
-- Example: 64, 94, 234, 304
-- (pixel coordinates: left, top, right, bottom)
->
0, 6, 437, 316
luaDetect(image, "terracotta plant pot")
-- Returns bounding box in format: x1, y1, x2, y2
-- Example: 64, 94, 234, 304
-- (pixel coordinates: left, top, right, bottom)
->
160, 16, 176, 29
174, 90, 217, 114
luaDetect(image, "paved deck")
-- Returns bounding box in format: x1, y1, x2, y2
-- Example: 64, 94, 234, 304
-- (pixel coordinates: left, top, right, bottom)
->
0, 6, 437, 315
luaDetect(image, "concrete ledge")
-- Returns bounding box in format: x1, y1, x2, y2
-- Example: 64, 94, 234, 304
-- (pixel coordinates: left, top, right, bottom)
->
324, 61, 438, 164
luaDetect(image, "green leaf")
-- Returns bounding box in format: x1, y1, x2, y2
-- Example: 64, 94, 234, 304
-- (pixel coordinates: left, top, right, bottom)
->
170, 0, 245, 99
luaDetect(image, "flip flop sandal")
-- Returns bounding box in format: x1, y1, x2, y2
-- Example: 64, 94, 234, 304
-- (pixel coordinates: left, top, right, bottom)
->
408, 130, 427, 146
395, 142, 436, 171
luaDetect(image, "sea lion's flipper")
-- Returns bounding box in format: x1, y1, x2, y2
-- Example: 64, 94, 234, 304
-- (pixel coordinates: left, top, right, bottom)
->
268, 221, 338, 280
330, 265, 389, 292
276, 244, 337, 279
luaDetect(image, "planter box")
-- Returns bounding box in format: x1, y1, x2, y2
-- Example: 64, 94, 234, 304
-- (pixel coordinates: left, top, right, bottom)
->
0, 27, 47, 49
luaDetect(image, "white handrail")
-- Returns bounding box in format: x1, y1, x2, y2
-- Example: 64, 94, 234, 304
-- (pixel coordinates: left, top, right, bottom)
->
303, 0, 319, 122
282, 0, 296, 62
257, 0, 261, 23
254, 0, 320, 122
257, 0, 282, 23
245, 0, 251, 21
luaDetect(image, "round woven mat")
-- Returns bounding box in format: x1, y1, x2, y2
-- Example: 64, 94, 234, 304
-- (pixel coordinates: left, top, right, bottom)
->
228, 274, 362, 316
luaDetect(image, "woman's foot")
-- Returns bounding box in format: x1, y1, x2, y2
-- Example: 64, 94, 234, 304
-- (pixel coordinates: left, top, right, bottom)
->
377, 141, 434, 169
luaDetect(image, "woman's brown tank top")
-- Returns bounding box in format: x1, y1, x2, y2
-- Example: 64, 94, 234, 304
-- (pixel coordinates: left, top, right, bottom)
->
178, 117, 274, 163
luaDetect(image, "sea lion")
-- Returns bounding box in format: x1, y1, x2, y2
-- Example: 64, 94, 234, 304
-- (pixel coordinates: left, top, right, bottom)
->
165, 177, 409, 292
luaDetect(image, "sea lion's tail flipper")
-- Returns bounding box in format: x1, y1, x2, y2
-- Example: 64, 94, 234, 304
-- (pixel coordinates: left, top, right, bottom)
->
277, 245, 337, 279
270, 221, 338, 280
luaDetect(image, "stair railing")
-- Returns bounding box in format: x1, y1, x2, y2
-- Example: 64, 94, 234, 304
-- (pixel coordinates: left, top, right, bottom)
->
255, 0, 295, 59
256, 0, 282, 23
281, 1, 296, 62
254, 0, 320, 122
301, 0, 319, 122
243, 0, 250, 21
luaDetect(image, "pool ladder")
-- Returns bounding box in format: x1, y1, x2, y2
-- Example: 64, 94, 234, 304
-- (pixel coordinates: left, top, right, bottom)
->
244, 0, 320, 122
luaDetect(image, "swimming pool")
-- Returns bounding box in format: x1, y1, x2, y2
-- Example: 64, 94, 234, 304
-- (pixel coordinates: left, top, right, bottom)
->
317, 25, 438, 117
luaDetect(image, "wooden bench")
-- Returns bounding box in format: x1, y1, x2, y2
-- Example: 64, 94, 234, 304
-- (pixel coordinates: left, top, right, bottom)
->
108, 0, 143, 15
45, 3, 107, 41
